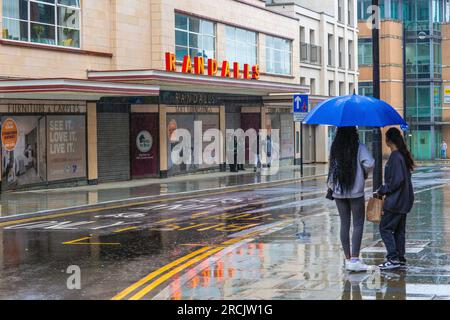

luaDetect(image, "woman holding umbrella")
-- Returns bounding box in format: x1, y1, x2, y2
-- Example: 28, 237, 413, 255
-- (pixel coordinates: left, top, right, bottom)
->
328, 126, 375, 272
376, 128, 415, 270
304, 93, 410, 272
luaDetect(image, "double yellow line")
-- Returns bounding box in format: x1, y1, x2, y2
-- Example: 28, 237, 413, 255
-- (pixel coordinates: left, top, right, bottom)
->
111, 226, 284, 300
112, 245, 224, 300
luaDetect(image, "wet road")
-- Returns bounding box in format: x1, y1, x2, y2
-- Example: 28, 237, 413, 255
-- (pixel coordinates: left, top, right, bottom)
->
0, 167, 449, 300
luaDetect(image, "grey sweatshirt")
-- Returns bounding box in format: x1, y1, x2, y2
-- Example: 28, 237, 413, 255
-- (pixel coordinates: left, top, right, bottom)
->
328, 143, 375, 199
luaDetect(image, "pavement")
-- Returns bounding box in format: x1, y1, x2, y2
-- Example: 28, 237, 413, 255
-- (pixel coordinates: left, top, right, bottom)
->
0, 164, 327, 219
0, 165, 449, 300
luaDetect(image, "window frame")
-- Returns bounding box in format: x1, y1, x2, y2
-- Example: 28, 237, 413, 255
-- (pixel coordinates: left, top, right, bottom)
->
175, 13, 216, 63
265, 34, 292, 76
2, 0, 82, 49
225, 25, 258, 68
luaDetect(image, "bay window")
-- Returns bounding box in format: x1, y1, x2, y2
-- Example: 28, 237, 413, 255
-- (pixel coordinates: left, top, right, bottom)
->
2, 0, 81, 48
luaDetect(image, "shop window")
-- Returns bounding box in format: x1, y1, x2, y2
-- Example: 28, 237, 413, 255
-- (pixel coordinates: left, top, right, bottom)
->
175, 13, 216, 62
265, 35, 292, 75
2, 0, 81, 48
1, 114, 86, 189
225, 26, 257, 67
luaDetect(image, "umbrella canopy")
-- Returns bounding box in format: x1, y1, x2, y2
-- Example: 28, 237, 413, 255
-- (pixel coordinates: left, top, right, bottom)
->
303, 94, 407, 127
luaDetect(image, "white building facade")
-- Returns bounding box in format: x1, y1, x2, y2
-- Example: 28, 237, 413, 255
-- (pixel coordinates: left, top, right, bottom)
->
267, 0, 359, 163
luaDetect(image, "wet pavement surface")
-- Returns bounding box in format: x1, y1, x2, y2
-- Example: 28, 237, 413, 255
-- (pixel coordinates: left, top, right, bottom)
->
0, 166, 449, 300
0, 165, 326, 217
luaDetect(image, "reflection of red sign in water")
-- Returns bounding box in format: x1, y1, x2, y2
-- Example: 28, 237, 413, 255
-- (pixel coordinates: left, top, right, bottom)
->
131, 114, 159, 178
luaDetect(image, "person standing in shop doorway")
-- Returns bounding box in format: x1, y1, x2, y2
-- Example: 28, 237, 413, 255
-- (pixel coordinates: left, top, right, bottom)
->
441, 140, 447, 159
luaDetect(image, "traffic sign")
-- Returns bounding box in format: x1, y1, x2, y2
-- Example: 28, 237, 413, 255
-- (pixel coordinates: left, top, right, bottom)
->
293, 94, 309, 122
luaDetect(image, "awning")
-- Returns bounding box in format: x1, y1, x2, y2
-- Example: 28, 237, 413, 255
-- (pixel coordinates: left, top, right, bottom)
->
87, 69, 309, 96
0, 78, 160, 100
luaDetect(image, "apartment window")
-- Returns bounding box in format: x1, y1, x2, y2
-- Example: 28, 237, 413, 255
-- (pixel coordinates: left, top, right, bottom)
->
348, 40, 353, 70
309, 29, 315, 44
310, 78, 316, 95
175, 13, 216, 62
348, 0, 354, 26
300, 77, 306, 85
300, 26, 305, 43
328, 34, 334, 66
338, 0, 344, 23
339, 82, 345, 96
357, 0, 372, 20
225, 26, 257, 67
349, 83, 355, 95
2, 0, 81, 48
338, 37, 344, 68
329, 80, 335, 96
358, 39, 373, 65
266, 35, 292, 75
358, 82, 373, 97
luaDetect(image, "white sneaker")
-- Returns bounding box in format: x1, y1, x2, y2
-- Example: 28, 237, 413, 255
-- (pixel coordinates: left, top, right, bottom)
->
345, 259, 371, 272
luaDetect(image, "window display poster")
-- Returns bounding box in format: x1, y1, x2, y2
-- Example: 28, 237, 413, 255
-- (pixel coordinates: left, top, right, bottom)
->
47, 115, 86, 182
2, 116, 45, 188
131, 113, 159, 178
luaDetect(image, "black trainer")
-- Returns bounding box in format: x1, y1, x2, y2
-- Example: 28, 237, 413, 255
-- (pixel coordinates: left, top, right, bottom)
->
379, 260, 401, 270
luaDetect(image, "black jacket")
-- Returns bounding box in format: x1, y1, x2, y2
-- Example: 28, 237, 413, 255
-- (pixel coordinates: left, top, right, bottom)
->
378, 151, 414, 214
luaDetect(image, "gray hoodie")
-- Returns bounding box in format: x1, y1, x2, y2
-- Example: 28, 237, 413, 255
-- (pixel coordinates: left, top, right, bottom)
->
328, 143, 375, 199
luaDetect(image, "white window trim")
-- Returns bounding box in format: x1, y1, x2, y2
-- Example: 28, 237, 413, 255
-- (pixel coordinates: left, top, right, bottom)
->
2, 0, 82, 49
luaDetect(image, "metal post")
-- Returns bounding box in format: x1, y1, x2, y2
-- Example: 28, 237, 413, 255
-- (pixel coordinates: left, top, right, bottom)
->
372, 0, 383, 192
300, 121, 304, 176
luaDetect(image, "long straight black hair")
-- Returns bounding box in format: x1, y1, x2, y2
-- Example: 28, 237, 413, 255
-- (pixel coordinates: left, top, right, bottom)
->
385, 128, 415, 172
329, 126, 360, 192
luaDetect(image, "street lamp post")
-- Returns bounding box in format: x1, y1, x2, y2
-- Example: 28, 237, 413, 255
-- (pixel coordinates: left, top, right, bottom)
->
372, 0, 383, 192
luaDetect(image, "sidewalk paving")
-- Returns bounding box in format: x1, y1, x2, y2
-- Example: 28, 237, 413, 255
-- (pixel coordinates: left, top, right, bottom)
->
0, 164, 328, 219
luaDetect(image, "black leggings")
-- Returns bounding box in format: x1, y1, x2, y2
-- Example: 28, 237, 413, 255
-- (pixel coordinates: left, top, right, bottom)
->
335, 197, 366, 259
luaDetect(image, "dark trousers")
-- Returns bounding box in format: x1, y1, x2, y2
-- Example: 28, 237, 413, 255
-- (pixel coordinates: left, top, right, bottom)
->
379, 211, 407, 262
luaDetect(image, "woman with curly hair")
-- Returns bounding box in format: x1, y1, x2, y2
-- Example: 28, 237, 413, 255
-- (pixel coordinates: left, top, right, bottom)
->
328, 126, 375, 272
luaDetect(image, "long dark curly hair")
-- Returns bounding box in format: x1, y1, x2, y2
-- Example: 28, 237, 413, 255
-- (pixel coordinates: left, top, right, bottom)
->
385, 128, 415, 172
328, 126, 360, 192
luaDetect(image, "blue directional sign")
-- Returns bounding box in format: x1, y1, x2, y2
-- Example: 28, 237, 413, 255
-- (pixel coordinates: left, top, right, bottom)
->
293, 94, 309, 122
401, 124, 409, 132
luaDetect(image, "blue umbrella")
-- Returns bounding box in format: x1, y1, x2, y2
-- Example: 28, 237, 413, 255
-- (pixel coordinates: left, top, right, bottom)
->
303, 94, 407, 127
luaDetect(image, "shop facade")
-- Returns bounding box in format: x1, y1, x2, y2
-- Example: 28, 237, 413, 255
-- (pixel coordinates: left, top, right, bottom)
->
0, 100, 87, 191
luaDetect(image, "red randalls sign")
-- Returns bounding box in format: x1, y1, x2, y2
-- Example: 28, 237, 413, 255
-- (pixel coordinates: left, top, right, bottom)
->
165, 52, 260, 80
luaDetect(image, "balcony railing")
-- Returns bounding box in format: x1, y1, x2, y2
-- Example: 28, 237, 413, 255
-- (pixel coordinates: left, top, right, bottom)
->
300, 42, 322, 65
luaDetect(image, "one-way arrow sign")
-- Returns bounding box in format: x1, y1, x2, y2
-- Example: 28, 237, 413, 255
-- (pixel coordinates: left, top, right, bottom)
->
293, 94, 309, 122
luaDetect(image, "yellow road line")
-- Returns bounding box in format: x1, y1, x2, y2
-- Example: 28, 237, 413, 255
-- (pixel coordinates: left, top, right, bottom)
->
197, 223, 226, 231
113, 227, 138, 233
155, 218, 176, 224
190, 211, 210, 218
0, 175, 325, 229
178, 223, 210, 231
129, 246, 225, 300
111, 246, 212, 300
63, 236, 120, 246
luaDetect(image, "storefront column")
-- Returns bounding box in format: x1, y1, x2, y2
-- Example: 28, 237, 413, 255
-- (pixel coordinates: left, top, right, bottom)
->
220, 106, 226, 172
87, 102, 98, 185
261, 106, 267, 131
159, 105, 168, 178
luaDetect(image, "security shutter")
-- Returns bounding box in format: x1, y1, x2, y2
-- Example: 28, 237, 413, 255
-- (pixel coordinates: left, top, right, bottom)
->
97, 112, 130, 182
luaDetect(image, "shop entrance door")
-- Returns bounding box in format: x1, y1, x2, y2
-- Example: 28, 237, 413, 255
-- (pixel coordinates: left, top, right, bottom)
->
241, 113, 261, 165
130, 113, 159, 178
